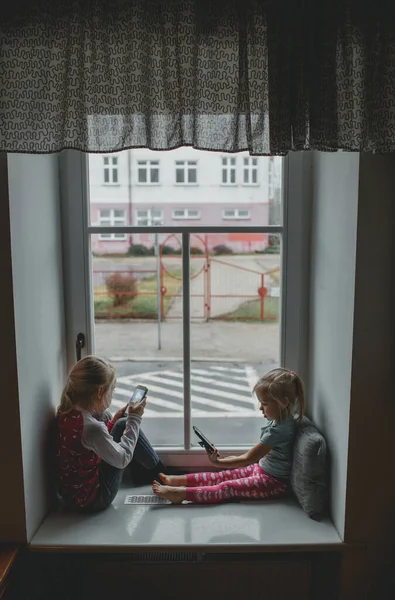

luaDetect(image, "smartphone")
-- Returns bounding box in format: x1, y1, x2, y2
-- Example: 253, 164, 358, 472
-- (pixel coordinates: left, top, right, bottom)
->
126, 385, 148, 411
193, 425, 220, 457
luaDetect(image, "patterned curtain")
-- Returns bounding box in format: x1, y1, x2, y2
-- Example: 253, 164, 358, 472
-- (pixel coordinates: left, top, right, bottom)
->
1, 0, 395, 155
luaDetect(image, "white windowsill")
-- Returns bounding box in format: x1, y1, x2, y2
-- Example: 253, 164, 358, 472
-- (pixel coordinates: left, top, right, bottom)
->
30, 482, 342, 552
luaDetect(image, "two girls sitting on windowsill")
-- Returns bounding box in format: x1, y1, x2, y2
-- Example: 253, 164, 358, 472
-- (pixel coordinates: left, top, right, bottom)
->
55, 356, 304, 510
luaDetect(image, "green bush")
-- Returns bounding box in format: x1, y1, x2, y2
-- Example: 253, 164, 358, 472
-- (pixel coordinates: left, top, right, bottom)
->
190, 246, 204, 255
105, 273, 137, 307
161, 244, 180, 255
128, 244, 155, 256
212, 244, 233, 255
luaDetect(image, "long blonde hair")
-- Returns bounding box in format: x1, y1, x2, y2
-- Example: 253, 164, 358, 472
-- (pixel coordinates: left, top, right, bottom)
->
253, 368, 306, 423
58, 356, 116, 415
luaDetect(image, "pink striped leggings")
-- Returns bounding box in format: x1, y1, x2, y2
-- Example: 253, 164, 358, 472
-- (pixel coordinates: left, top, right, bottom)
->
184, 463, 288, 504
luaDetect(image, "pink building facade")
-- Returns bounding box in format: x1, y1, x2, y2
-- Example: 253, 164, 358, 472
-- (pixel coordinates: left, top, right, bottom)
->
89, 148, 282, 254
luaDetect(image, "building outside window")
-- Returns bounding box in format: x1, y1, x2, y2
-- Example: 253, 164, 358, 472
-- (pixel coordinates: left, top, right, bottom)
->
103, 156, 119, 184
135, 208, 164, 226
243, 157, 258, 185
222, 208, 251, 219
137, 160, 160, 184
172, 208, 201, 220
222, 157, 237, 184
175, 160, 198, 184
98, 209, 126, 239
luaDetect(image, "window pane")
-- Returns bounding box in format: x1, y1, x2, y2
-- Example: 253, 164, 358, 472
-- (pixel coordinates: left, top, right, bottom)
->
100, 233, 112, 239
100, 209, 111, 218
244, 158, 249, 165
190, 232, 281, 446
252, 158, 258, 166
103, 157, 109, 165
176, 169, 184, 183
112, 169, 118, 183
89, 151, 283, 227
138, 169, 147, 183
189, 210, 199, 218
224, 210, 234, 217
152, 209, 162, 218
137, 210, 148, 217
238, 210, 249, 217
188, 169, 197, 183
114, 210, 124, 218
104, 169, 109, 183
174, 210, 184, 217
112, 157, 118, 165
99, 220, 111, 227
90, 234, 184, 446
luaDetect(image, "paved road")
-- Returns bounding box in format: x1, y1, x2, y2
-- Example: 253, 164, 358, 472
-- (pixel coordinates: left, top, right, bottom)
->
109, 361, 272, 447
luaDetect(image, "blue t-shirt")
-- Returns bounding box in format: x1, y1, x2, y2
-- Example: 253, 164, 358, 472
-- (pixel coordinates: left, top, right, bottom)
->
259, 416, 296, 480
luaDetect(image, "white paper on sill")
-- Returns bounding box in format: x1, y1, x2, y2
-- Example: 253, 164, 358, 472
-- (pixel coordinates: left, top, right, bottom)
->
124, 494, 171, 505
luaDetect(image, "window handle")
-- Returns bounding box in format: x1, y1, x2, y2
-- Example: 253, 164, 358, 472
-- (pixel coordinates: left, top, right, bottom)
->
76, 333, 85, 362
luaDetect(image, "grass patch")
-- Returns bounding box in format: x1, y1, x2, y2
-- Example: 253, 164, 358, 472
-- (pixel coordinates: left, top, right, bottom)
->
216, 297, 279, 322
94, 269, 184, 319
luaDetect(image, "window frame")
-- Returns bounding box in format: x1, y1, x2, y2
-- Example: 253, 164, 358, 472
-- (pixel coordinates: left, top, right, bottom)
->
135, 208, 164, 226
137, 160, 160, 185
103, 155, 119, 185
172, 208, 201, 220
98, 208, 127, 240
243, 157, 259, 186
222, 208, 251, 220
221, 156, 237, 186
175, 160, 198, 185
60, 151, 311, 467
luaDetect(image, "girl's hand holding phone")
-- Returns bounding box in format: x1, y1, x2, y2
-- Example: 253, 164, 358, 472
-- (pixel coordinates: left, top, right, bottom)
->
207, 447, 221, 466
128, 397, 146, 417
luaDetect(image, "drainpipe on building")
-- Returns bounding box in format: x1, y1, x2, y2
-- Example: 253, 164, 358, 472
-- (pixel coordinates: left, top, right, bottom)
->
128, 149, 132, 249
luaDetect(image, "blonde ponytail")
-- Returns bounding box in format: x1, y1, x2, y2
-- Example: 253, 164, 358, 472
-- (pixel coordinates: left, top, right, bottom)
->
254, 367, 306, 423
57, 356, 116, 416
58, 382, 74, 415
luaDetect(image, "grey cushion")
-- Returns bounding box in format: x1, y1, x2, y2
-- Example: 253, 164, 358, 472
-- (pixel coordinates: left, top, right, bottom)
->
291, 416, 328, 521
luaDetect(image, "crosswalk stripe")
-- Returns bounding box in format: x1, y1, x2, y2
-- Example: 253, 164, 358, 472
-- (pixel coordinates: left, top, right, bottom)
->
164, 370, 251, 393
116, 378, 246, 412
210, 366, 246, 373
114, 388, 183, 410
110, 399, 255, 418
117, 373, 254, 405
190, 369, 251, 383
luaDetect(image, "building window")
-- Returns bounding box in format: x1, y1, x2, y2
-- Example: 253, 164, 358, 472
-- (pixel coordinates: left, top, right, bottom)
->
222, 157, 237, 185
172, 209, 201, 220
243, 157, 258, 185
98, 209, 127, 239
135, 209, 164, 226
137, 160, 160, 184
222, 208, 251, 220
103, 156, 119, 184
175, 161, 198, 184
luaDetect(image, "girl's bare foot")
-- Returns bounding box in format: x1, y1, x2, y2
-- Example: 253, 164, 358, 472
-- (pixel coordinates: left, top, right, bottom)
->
152, 480, 186, 504
159, 473, 187, 487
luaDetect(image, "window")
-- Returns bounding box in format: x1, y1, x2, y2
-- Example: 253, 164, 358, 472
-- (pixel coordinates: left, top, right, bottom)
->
98, 209, 127, 239
135, 209, 163, 226
222, 208, 251, 219
63, 150, 314, 467
103, 156, 119, 184
243, 157, 258, 185
137, 160, 160, 184
222, 157, 237, 185
175, 161, 197, 184
172, 209, 201, 220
